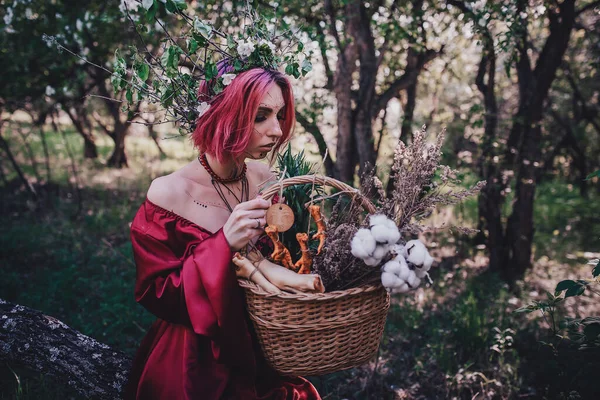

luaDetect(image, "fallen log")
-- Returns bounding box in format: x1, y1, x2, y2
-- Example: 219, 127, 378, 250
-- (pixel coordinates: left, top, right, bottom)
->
0, 298, 131, 399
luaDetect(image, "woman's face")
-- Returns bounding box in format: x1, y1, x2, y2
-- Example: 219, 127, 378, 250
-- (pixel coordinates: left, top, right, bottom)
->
245, 83, 285, 160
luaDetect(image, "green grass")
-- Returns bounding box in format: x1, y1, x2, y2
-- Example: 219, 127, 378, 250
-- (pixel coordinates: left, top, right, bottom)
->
1, 124, 597, 399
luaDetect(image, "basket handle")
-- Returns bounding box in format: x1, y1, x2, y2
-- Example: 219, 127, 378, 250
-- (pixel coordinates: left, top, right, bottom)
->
259, 174, 376, 214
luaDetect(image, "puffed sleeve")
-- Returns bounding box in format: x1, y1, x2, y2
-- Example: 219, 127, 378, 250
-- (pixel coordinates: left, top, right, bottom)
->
130, 201, 246, 342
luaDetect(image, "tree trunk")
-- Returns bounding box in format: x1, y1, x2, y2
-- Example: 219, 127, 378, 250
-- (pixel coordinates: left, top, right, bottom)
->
106, 124, 128, 168
64, 104, 98, 159
0, 132, 37, 199
95, 80, 130, 169
333, 40, 358, 183
503, 0, 576, 280
0, 299, 131, 399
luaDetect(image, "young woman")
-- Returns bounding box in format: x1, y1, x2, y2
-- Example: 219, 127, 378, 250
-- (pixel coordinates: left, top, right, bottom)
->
123, 65, 322, 399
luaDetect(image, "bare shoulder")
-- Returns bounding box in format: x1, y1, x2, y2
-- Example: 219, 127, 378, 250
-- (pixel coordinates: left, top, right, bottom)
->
248, 160, 277, 183
146, 173, 189, 211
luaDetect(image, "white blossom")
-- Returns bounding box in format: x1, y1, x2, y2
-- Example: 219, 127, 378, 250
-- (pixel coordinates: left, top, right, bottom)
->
76, 19, 83, 31
45, 86, 56, 97
4, 8, 13, 25
142, 0, 154, 10
25, 8, 33, 19
221, 73, 236, 86
196, 102, 210, 117
120, 0, 140, 14
237, 40, 255, 57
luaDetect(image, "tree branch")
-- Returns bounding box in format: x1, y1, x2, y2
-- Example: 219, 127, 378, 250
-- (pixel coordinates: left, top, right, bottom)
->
372, 48, 441, 115
324, 0, 346, 60
295, 111, 335, 177
315, 24, 334, 90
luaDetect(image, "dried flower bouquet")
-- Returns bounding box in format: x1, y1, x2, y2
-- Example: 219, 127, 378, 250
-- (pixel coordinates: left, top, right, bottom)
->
289, 126, 486, 293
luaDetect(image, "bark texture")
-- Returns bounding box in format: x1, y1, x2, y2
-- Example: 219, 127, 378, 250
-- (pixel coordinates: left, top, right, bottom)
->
0, 299, 131, 400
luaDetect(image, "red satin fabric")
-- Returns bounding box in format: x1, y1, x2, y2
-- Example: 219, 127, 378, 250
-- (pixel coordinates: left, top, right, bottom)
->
124, 199, 321, 400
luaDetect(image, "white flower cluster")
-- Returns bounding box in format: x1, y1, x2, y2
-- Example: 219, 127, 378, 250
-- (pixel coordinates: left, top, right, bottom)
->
381, 240, 433, 294
351, 214, 400, 267
350, 214, 434, 294
237, 40, 255, 58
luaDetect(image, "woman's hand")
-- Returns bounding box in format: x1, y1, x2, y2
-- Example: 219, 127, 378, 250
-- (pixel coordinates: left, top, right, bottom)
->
223, 196, 271, 251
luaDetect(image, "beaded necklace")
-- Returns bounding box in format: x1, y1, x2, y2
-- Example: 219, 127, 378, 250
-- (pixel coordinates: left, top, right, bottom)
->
198, 154, 249, 212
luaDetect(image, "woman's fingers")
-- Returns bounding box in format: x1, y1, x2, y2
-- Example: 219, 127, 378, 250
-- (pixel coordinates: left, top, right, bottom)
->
234, 196, 271, 212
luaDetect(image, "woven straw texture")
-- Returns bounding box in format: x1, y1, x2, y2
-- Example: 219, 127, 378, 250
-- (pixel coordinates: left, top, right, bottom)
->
239, 175, 389, 376
239, 280, 390, 376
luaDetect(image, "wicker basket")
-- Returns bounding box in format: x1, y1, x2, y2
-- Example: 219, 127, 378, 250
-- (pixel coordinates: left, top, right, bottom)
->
238, 175, 390, 376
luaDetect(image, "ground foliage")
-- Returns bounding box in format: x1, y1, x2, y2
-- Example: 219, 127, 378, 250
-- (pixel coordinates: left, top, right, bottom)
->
1, 131, 599, 399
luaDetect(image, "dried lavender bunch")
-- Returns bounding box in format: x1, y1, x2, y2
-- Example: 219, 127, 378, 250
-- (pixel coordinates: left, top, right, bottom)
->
384, 125, 486, 233
312, 223, 371, 291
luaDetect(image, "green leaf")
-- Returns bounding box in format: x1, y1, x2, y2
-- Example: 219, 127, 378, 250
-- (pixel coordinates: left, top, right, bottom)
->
165, 0, 186, 13
301, 59, 312, 76
135, 63, 149, 81
297, 42, 304, 52
193, 17, 213, 39
204, 61, 218, 80
584, 170, 600, 181
565, 284, 585, 298
285, 62, 300, 79
593, 260, 600, 278
146, 1, 158, 22
227, 35, 236, 50
142, 0, 154, 10
110, 73, 122, 95
188, 38, 198, 54
556, 279, 577, 292
126, 87, 133, 103
161, 85, 175, 107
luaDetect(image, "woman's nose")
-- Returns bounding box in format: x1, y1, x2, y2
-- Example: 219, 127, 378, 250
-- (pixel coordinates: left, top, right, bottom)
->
269, 117, 283, 138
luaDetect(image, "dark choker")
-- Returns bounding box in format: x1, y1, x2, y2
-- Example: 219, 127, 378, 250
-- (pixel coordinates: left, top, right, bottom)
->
198, 154, 247, 184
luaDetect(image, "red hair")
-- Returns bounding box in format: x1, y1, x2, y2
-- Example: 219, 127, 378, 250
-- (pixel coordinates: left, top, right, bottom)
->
192, 64, 295, 164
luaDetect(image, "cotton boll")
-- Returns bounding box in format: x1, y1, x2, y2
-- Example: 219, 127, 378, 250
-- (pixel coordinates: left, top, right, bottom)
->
369, 214, 389, 227
393, 253, 408, 268
390, 244, 408, 259
423, 254, 434, 270
381, 271, 401, 289
351, 228, 376, 259
382, 259, 401, 274
372, 244, 389, 260
406, 270, 421, 288
370, 224, 392, 243
406, 240, 427, 266
364, 256, 380, 266
397, 261, 411, 281
414, 268, 429, 279
383, 219, 401, 244
391, 282, 410, 294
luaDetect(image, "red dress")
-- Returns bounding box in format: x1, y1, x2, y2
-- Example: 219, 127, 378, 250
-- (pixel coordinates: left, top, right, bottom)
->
124, 199, 321, 400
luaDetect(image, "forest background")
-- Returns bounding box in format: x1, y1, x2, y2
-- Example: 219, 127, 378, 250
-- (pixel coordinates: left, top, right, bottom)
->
0, 0, 599, 399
